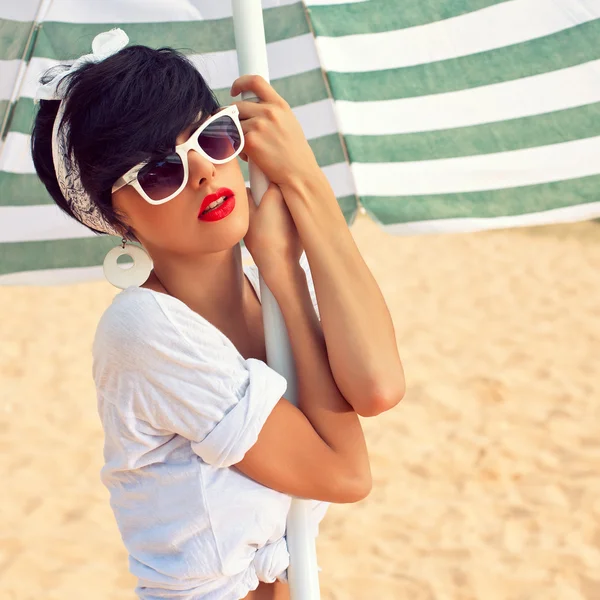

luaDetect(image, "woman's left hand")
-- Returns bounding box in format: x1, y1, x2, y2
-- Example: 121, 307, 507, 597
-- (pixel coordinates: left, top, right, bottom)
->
230, 75, 321, 188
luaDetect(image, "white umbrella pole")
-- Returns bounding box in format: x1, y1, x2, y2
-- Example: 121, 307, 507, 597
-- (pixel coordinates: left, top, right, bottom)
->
231, 2, 321, 599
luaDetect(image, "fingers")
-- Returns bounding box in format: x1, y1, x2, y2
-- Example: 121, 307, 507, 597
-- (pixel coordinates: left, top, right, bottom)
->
238, 115, 261, 136
234, 99, 288, 123
266, 182, 285, 204
234, 102, 264, 122
237, 108, 286, 138
246, 182, 281, 207
230, 74, 285, 106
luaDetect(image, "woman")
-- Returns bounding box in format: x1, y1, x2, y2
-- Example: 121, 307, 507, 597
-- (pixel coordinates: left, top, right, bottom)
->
31, 29, 405, 600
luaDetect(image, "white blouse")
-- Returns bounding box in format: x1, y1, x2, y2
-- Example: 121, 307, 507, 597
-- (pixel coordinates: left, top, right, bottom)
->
92, 253, 328, 600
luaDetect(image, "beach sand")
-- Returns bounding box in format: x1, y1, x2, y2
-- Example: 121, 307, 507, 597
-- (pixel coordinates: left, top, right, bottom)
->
1, 214, 599, 599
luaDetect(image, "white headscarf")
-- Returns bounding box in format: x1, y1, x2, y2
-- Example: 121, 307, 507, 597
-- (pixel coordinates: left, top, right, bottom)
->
35, 28, 130, 237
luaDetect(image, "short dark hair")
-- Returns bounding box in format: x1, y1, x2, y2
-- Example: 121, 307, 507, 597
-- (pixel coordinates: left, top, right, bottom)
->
31, 45, 220, 239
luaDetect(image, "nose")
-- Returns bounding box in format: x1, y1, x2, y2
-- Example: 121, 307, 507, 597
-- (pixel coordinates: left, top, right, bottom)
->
187, 147, 216, 191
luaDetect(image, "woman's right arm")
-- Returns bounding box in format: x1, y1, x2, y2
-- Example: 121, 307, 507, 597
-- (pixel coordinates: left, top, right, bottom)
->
234, 263, 372, 504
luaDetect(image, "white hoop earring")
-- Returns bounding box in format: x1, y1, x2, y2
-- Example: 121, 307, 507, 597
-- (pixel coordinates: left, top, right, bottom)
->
103, 238, 153, 289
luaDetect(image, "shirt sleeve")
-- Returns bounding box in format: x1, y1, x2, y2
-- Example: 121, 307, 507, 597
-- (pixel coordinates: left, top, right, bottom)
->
93, 291, 288, 469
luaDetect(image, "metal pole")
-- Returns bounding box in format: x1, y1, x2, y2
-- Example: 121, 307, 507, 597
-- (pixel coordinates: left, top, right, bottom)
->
231, 2, 320, 598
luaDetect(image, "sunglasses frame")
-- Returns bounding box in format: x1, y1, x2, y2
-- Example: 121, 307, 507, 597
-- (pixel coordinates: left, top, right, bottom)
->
111, 104, 245, 205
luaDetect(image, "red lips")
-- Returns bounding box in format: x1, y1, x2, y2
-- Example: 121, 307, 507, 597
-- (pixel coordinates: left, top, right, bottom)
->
199, 187, 234, 217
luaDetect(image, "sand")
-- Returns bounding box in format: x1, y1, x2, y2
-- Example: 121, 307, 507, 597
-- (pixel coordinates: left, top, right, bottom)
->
1, 214, 599, 599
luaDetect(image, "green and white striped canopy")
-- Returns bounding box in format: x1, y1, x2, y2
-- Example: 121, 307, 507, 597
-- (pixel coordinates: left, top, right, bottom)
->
1, 0, 599, 285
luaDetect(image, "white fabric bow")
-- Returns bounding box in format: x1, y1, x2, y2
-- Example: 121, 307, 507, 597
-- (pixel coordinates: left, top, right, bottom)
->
35, 28, 129, 103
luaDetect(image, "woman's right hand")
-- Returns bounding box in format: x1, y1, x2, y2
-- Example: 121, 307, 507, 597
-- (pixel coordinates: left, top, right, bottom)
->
243, 183, 304, 285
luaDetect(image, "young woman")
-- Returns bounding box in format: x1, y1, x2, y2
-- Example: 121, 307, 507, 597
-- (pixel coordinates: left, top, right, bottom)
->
31, 30, 405, 600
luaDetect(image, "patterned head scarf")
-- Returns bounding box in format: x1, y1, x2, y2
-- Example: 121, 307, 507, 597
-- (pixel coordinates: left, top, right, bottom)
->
35, 28, 130, 237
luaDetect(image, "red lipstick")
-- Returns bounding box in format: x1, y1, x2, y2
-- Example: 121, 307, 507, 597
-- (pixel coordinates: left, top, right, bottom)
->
198, 187, 235, 222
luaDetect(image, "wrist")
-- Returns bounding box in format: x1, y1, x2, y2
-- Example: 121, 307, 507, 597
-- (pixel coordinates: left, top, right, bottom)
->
279, 169, 347, 233
259, 260, 306, 299
279, 167, 331, 201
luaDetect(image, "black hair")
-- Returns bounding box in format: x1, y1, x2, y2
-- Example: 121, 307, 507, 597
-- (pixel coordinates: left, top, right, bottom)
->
31, 45, 220, 240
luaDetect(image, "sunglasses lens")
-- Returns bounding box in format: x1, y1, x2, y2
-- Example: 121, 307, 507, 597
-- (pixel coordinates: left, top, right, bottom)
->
137, 154, 184, 201
199, 115, 242, 160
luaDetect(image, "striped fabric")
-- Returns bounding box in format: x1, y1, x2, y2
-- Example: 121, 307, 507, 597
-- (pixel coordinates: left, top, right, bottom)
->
308, 0, 600, 235
1, 0, 599, 284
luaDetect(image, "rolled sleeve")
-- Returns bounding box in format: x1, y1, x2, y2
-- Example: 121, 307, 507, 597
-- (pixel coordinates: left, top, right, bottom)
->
193, 358, 288, 468
96, 291, 288, 469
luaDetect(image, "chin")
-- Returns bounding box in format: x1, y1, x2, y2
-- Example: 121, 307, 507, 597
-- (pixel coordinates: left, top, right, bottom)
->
206, 211, 249, 251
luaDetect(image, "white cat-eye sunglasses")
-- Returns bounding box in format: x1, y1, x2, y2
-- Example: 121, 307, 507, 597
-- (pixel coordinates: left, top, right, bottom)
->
111, 104, 245, 204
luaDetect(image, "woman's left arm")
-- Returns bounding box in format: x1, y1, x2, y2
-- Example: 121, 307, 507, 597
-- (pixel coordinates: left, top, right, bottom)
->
280, 170, 405, 417
230, 74, 405, 415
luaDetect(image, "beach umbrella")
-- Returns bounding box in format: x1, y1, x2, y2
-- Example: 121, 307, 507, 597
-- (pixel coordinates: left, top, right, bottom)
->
1, 0, 599, 596
2, 1, 600, 284
0, 0, 358, 284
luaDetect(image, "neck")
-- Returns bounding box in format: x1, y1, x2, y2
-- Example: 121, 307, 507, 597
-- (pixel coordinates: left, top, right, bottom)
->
146, 243, 254, 331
